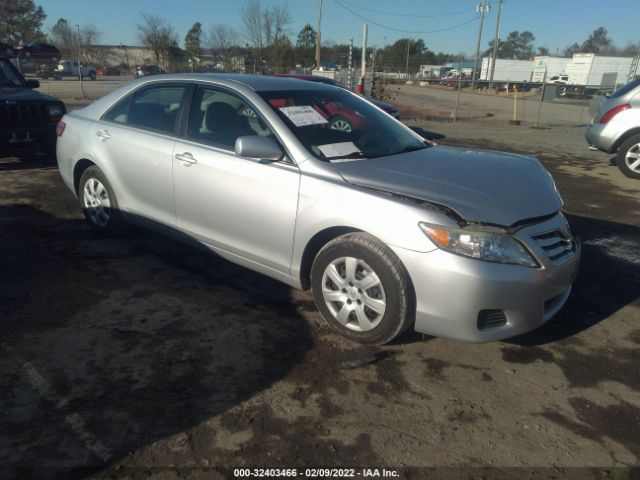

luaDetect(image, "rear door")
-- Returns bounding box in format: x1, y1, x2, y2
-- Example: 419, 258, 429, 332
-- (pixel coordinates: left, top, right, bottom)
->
91, 82, 188, 227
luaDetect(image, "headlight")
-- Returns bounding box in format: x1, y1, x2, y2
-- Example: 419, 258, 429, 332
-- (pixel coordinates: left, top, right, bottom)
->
48, 104, 63, 118
419, 222, 538, 267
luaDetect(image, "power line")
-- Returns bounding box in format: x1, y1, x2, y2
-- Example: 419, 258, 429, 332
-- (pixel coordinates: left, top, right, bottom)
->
337, 0, 475, 18
333, 0, 479, 35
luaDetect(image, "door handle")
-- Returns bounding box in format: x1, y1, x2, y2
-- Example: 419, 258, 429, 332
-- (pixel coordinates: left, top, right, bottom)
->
96, 129, 111, 141
175, 152, 197, 165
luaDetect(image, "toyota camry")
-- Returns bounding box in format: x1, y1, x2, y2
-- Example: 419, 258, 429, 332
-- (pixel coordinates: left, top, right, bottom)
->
57, 74, 580, 345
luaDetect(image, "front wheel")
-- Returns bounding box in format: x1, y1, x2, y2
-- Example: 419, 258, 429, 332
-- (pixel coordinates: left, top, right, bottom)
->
311, 233, 414, 345
616, 134, 640, 180
88, 71, 96, 80
78, 166, 124, 234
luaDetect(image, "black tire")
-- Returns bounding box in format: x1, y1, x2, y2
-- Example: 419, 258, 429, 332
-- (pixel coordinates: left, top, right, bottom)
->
616, 134, 640, 180
557, 86, 567, 97
310, 232, 414, 345
78, 166, 124, 235
328, 115, 353, 133
89, 71, 96, 80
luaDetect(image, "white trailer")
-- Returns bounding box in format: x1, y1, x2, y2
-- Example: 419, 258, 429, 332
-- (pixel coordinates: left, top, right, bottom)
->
479, 57, 534, 82
566, 53, 633, 88
532, 56, 570, 82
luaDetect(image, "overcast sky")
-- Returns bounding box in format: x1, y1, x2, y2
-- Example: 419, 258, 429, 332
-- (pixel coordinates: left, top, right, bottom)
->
36, 0, 640, 55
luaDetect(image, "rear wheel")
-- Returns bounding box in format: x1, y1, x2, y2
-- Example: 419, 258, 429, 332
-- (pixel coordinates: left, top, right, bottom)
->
78, 166, 124, 234
616, 134, 640, 179
311, 233, 414, 345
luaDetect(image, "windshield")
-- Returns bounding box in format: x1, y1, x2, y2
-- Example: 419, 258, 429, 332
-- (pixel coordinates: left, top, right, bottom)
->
258, 89, 427, 161
0, 60, 25, 86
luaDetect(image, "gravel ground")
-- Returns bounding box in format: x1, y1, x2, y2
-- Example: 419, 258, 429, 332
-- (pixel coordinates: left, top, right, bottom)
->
1, 85, 639, 480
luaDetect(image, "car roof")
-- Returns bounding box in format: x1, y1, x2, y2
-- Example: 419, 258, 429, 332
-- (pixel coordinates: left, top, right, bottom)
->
147, 73, 336, 92
276, 74, 339, 84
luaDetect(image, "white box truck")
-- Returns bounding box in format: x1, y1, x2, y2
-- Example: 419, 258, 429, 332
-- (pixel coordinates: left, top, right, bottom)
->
479, 58, 534, 83
532, 56, 570, 83
566, 54, 632, 88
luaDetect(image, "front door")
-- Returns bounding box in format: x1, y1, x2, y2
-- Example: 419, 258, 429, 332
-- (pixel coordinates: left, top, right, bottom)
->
172, 85, 299, 274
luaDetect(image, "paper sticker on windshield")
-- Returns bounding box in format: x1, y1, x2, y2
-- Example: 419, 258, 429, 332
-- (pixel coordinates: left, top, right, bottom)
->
279, 106, 328, 127
318, 142, 361, 159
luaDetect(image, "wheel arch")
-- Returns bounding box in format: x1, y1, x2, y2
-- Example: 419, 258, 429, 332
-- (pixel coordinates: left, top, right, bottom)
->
298, 226, 363, 290
611, 128, 640, 154
73, 158, 96, 195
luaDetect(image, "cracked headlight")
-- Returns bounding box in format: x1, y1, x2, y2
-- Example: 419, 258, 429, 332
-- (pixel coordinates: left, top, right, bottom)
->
419, 222, 538, 267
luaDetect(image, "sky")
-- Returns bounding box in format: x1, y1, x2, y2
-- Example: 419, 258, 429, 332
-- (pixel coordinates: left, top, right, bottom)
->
36, 0, 640, 56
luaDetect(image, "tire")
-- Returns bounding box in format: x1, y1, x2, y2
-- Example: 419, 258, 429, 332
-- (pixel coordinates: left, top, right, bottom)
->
310, 232, 414, 345
328, 115, 353, 133
89, 71, 96, 80
557, 86, 567, 97
616, 134, 640, 180
78, 166, 124, 234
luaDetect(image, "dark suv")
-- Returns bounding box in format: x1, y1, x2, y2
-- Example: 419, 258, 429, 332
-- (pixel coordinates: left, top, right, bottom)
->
0, 57, 66, 159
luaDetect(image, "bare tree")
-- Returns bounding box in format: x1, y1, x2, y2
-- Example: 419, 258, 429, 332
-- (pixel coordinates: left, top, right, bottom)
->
208, 23, 240, 70
268, 3, 291, 44
241, 0, 263, 50
137, 13, 176, 66
80, 24, 105, 65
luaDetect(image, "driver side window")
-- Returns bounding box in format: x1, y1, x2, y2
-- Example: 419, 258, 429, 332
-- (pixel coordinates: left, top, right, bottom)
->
187, 86, 274, 150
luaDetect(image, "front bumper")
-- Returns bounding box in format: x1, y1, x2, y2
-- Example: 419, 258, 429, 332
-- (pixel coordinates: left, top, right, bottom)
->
391, 214, 581, 342
0, 124, 57, 156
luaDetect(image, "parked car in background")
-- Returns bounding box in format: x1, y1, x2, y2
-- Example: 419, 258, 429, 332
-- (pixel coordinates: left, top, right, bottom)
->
549, 75, 569, 84
134, 65, 165, 78
57, 74, 579, 345
275, 74, 400, 120
586, 77, 640, 179
0, 57, 66, 159
53, 60, 98, 80
97, 66, 121, 76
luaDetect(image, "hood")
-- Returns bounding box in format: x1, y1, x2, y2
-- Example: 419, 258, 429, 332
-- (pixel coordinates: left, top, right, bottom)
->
334, 145, 562, 227
0, 86, 59, 103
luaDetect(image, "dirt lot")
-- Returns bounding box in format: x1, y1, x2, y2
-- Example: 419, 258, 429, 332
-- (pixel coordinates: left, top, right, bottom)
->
1, 85, 639, 480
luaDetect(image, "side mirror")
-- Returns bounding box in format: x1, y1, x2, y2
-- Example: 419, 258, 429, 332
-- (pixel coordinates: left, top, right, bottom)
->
235, 135, 284, 162
26, 79, 40, 89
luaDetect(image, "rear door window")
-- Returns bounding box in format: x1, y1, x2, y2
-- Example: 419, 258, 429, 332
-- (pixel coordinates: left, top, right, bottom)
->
127, 85, 186, 134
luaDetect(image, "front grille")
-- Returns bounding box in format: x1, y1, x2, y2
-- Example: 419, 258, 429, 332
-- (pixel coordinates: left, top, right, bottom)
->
0, 103, 49, 128
531, 228, 576, 266
477, 310, 507, 330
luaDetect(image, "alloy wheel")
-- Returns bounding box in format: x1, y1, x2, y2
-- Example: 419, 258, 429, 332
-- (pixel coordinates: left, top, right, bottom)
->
624, 143, 640, 173
83, 178, 111, 227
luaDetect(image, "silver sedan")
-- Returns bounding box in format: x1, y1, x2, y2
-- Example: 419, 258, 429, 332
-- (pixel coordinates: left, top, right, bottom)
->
57, 74, 580, 345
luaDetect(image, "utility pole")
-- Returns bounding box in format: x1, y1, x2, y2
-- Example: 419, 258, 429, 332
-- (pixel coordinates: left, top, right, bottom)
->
76, 24, 85, 100
488, 0, 503, 88
315, 0, 323, 70
405, 38, 411, 78
359, 23, 367, 94
471, 2, 490, 89
348, 37, 353, 89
